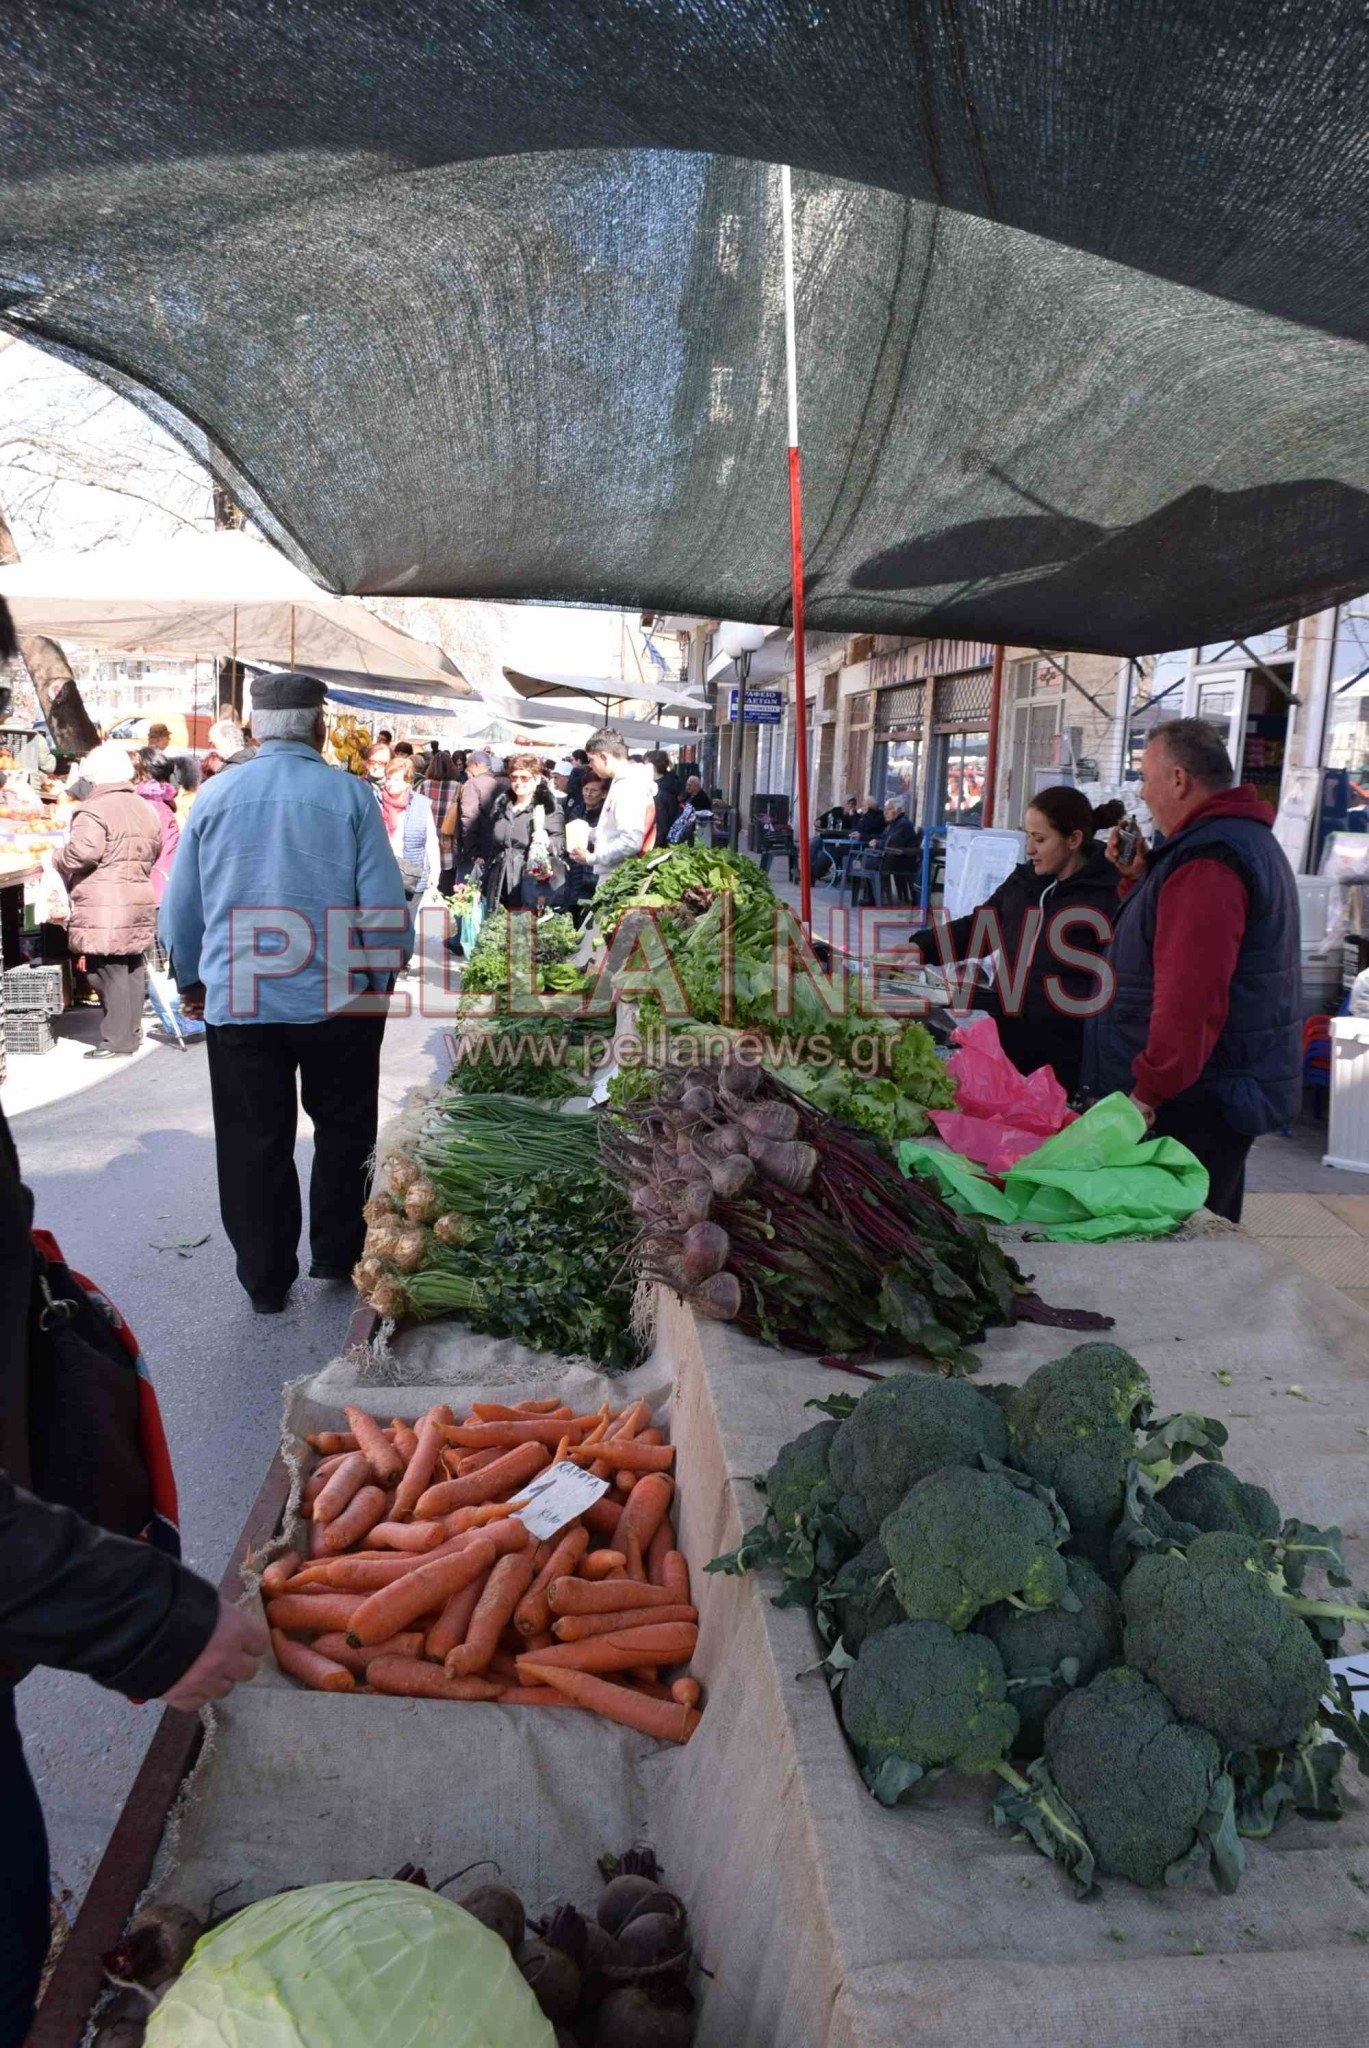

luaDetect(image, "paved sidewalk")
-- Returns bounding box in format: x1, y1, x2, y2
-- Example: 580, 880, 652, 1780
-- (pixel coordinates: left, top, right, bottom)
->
1239, 1190, 1369, 1316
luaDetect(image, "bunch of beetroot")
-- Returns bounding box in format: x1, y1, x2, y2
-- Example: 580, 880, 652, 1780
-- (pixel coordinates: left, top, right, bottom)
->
458, 1848, 695, 2046
600, 1059, 1099, 1370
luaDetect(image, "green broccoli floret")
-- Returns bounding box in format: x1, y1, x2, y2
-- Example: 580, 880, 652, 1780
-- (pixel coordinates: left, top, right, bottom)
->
882, 1466, 1071, 1631
839, 1620, 1019, 1786
828, 1372, 1007, 1541
1158, 1464, 1280, 1541
977, 1556, 1123, 1754
820, 1539, 903, 1653
762, 1419, 839, 1532
1121, 1531, 1335, 1751
1041, 1667, 1242, 1891
1006, 1342, 1152, 1536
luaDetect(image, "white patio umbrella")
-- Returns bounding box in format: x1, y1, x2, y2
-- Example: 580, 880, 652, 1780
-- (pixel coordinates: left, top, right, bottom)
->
0, 530, 472, 695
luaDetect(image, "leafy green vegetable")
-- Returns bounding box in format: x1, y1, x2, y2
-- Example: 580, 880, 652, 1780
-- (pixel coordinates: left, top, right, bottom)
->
145, 1881, 554, 2048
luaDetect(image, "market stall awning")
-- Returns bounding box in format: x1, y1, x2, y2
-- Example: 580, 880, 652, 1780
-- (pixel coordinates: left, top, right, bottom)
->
500, 668, 707, 713
6, 4, 1369, 653
0, 533, 472, 695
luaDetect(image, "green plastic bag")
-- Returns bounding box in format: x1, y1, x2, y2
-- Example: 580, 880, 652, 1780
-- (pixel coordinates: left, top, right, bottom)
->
902, 1094, 1208, 1241
1003, 1092, 1208, 1240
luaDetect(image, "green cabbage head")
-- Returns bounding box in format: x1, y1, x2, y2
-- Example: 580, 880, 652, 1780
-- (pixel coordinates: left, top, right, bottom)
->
146, 1880, 554, 2048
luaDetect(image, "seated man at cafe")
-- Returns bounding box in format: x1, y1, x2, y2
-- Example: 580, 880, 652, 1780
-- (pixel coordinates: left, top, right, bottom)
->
811, 793, 862, 879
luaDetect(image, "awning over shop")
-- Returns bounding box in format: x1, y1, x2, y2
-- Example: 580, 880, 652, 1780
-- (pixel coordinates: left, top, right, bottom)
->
501, 668, 707, 714
5, 4, 1369, 653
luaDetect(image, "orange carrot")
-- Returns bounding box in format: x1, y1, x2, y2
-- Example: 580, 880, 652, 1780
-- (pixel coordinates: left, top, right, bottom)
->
615, 1472, 636, 1494
453, 1447, 507, 1476
623, 1530, 647, 1584
486, 1649, 524, 1683
389, 1418, 420, 1464
518, 1662, 700, 1742
444, 1551, 538, 1675
312, 1451, 371, 1523
445, 1500, 521, 1535
425, 1567, 491, 1662
443, 1418, 594, 1450
472, 1401, 573, 1422
345, 1406, 407, 1485
638, 1426, 664, 1446
552, 1603, 697, 1642
548, 1576, 684, 1617
260, 1550, 302, 1600
416, 1442, 549, 1519
646, 1522, 675, 1586
292, 1556, 428, 1592
583, 1497, 623, 1535
498, 1684, 581, 1707
271, 1629, 356, 1693
364, 1519, 447, 1554
311, 1630, 424, 1675
671, 1677, 702, 1708
346, 1537, 496, 1645
616, 1474, 673, 1556
320, 1483, 389, 1554
513, 1525, 589, 1636
662, 1551, 690, 1604
570, 1439, 673, 1473
266, 1590, 367, 1632
580, 1551, 627, 1582
390, 1411, 447, 1521
522, 1628, 556, 1652
305, 1430, 358, 1454
308, 1518, 331, 1559
515, 1622, 698, 1676
367, 1656, 504, 1702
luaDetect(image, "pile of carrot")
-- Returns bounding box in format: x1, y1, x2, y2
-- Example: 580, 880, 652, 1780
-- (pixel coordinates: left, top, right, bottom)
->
262, 1396, 702, 1745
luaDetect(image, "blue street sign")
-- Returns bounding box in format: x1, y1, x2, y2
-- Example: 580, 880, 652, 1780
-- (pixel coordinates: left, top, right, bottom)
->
727, 688, 783, 724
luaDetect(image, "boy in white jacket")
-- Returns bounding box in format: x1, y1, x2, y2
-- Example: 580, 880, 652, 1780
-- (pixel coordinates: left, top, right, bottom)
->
571, 728, 658, 878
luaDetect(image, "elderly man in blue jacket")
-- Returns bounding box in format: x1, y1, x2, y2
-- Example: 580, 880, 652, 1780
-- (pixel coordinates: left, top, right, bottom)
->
161, 672, 411, 1312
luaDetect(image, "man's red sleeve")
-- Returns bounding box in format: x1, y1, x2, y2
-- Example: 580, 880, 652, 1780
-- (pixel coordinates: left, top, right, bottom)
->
1131, 859, 1249, 1108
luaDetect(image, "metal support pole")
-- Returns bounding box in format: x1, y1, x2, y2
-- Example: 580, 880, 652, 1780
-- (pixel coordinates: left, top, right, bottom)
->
728, 651, 750, 851
981, 644, 1004, 825
781, 165, 814, 927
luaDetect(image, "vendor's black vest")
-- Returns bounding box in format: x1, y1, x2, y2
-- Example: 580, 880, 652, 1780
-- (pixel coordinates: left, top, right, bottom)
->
1084, 810, 1300, 1135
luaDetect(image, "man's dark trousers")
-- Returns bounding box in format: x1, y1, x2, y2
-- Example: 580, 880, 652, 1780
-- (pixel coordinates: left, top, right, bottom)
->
205, 1010, 386, 1304
0, 1687, 50, 2045
1152, 1097, 1253, 1224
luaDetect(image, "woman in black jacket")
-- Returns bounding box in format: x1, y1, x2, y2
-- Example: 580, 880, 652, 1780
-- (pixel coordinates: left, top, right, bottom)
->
909, 786, 1119, 1096
483, 753, 568, 911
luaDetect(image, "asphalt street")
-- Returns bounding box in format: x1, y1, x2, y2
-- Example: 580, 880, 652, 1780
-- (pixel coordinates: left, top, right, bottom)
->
9, 983, 447, 1904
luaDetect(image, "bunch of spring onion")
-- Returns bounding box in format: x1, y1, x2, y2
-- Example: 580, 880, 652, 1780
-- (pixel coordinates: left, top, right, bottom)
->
598, 1061, 1109, 1371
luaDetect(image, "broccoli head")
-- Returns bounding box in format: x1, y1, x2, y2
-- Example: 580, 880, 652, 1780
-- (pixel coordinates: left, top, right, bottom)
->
1043, 1667, 1240, 1891
839, 1619, 1019, 1782
977, 1556, 1123, 1754
763, 1419, 839, 1533
1122, 1531, 1329, 1751
1157, 1463, 1280, 1541
1005, 1341, 1151, 1536
882, 1465, 1071, 1631
820, 1538, 903, 1654
827, 1371, 1007, 1541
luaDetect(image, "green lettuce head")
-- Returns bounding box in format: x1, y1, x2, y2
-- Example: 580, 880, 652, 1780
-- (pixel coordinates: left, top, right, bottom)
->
146, 1881, 554, 2047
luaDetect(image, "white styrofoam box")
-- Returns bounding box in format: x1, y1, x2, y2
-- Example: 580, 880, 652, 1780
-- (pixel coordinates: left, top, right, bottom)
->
1325, 1015, 1369, 1173
1296, 872, 1336, 950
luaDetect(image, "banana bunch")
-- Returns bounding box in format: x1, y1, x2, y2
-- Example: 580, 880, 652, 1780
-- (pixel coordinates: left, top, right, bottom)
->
328, 711, 372, 775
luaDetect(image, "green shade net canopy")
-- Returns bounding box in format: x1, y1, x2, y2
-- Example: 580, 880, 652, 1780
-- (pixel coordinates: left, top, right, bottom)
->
4, 1, 1369, 653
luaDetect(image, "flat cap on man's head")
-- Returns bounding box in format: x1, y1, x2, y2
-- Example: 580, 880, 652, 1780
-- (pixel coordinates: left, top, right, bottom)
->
251, 670, 326, 712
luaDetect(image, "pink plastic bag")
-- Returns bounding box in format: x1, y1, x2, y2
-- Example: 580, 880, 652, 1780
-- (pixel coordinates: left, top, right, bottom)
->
928, 1013, 1075, 1175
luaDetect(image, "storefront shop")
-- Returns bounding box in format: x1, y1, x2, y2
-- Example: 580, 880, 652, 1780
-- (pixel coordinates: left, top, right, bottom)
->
925, 665, 996, 826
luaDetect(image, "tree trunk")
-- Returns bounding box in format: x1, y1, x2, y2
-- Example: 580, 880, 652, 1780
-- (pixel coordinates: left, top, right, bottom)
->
0, 498, 100, 758
212, 481, 248, 715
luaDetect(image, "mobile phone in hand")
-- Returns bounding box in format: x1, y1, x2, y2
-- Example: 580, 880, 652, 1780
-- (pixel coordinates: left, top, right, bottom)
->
1116, 816, 1143, 865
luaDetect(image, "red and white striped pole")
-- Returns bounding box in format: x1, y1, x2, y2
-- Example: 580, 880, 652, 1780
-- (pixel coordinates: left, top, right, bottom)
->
781, 165, 814, 931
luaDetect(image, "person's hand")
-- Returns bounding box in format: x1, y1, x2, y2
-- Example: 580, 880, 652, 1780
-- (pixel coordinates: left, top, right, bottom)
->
568, 847, 590, 865
159, 1598, 268, 1712
177, 982, 207, 1020
1105, 825, 1147, 885
1128, 1093, 1157, 1130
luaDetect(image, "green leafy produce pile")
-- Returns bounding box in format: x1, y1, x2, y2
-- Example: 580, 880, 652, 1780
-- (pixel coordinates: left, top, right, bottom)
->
600, 1057, 1109, 1369
710, 1343, 1369, 1897
459, 908, 595, 1003
453, 1013, 610, 1101
355, 1096, 641, 1372
590, 844, 777, 935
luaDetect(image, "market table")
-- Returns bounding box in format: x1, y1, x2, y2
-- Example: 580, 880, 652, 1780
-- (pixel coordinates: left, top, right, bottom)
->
38, 1231, 1369, 2047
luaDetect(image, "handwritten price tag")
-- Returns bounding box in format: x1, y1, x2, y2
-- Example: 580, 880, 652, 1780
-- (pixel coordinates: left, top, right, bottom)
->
514, 1460, 611, 1540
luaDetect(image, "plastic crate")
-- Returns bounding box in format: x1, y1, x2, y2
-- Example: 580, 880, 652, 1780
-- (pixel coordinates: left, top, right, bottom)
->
3, 1011, 58, 1056
3, 963, 65, 1014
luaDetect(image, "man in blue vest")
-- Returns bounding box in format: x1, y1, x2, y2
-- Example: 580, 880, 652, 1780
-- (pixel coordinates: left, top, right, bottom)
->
161, 672, 411, 1310
1084, 717, 1300, 1222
